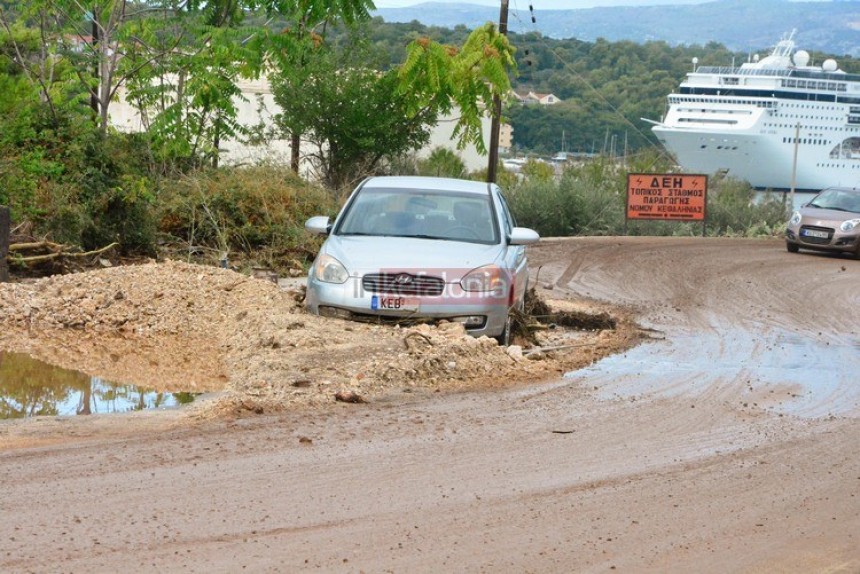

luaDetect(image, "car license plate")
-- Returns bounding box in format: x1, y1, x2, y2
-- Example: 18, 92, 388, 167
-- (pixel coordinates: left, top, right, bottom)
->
801, 229, 829, 239
371, 295, 419, 312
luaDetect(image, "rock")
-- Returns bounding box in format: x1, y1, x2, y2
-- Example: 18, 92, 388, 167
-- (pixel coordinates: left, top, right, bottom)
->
436, 322, 466, 336
334, 390, 366, 404
506, 345, 523, 361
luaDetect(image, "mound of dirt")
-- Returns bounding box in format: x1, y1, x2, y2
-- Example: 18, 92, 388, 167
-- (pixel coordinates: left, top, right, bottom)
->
0, 261, 641, 417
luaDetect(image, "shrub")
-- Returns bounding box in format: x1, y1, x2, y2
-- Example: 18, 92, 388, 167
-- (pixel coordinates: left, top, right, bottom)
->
506, 159, 789, 238
81, 174, 157, 255
156, 165, 338, 269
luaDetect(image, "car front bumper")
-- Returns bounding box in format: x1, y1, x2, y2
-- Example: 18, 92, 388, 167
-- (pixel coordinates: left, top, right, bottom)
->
305, 274, 510, 338
786, 225, 860, 255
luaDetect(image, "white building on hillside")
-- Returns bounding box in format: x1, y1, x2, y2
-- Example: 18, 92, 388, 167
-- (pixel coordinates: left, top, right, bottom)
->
511, 90, 561, 105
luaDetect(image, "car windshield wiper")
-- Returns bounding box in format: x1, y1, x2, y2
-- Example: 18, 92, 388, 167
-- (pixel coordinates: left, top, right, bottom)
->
408, 234, 448, 240
369, 233, 457, 241
410, 234, 490, 243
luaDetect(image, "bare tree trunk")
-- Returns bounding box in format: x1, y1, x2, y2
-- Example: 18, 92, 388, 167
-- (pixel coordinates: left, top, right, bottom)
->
90, 11, 100, 119
291, 132, 300, 174
213, 122, 220, 169
0, 206, 9, 282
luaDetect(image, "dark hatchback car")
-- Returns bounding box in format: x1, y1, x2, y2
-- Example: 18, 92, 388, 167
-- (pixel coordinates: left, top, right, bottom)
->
785, 187, 860, 259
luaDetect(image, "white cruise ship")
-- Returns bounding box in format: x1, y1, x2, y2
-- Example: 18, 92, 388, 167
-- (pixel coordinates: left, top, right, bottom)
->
651, 31, 860, 193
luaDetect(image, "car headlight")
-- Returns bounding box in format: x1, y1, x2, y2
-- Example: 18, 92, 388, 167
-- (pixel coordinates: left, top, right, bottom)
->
313, 254, 349, 284
840, 218, 860, 232
460, 264, 508, 295
789, 211, 802, 226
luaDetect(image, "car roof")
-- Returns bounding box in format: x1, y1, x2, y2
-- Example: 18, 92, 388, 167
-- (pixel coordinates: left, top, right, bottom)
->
361, 176, 492, 196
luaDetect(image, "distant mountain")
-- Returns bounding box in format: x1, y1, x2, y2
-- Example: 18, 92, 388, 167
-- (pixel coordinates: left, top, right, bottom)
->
373, 0, 860, 56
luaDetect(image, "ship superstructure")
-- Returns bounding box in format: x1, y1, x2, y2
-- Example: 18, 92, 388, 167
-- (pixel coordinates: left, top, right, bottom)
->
652, 31, 860, 192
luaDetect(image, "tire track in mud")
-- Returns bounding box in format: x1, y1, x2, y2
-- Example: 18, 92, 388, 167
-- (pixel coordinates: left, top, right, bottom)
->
532, 237, 860, 419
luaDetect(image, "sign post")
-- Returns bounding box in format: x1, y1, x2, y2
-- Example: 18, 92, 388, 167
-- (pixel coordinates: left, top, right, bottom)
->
0, 206, 9, 282
626, 173, 708, 236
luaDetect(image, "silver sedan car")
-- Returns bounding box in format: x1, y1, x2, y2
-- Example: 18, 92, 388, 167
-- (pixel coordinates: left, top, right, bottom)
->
304, 176, 540, 344
786, 186, 860, 259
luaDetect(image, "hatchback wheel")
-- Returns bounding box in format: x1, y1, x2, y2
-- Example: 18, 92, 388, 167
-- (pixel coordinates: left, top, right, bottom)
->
786, 242, 799, 253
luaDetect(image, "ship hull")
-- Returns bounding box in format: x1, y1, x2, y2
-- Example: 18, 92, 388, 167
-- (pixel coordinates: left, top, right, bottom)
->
653, 126, 859, 193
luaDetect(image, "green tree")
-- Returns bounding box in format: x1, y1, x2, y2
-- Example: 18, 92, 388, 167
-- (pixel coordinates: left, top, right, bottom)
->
271, 22, 516, 191
272, 45, 436, 190
398, 22, 516, 155
0, 0, 192, 136
123, 22, 260, 170
417, 147, 467, 178
254, 0, 375, 173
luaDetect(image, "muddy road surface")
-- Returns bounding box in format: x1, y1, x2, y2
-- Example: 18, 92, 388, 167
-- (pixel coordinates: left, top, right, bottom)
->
2, 237, 859, 573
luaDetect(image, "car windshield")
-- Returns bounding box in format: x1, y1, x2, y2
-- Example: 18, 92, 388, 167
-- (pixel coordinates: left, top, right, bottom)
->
336, 187, 499, 244
807, 188, 860, 213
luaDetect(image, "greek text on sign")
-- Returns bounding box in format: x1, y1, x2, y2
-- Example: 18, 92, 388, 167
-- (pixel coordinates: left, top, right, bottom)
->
626, 174, 708, 221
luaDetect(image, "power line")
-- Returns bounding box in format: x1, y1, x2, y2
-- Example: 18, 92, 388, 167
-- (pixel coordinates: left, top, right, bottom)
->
507, 3, 672, 169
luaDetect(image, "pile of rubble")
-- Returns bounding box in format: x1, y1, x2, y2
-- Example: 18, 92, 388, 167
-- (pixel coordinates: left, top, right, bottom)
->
0, 261, 639, 416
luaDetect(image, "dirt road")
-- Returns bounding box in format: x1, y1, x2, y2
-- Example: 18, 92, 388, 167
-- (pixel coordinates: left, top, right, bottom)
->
2, 237, 859, 573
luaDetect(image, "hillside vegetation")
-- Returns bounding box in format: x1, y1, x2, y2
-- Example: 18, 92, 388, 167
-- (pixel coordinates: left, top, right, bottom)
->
1, 7, 799, 266
355, 19, 859, 155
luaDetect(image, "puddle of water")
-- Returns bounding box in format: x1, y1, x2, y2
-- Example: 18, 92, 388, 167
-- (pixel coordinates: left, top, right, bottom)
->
0, 352, 197, 419
564, 329, 860, 419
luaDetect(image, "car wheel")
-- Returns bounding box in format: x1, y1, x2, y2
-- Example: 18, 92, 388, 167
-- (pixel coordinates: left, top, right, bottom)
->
494, 314, 512, 346
786, 241, 799, 253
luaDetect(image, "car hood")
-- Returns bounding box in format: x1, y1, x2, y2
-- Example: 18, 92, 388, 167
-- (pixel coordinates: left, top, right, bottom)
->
799, 207, 860, 226
322, 235, 504, 281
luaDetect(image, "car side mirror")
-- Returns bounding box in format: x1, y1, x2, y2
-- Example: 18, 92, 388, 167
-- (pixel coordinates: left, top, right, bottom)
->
305, 216, 331, 235
508, 227, 540, 246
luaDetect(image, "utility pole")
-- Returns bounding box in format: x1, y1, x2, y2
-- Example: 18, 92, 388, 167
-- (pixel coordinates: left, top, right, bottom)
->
790, 123, 800, 210
487, 0, 509, 184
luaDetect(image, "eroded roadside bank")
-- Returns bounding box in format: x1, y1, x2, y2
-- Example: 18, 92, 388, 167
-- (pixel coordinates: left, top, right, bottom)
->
0, 258, 640, 444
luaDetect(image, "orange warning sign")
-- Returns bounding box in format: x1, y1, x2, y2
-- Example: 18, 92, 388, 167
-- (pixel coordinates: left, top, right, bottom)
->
626, 174, 707, 221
